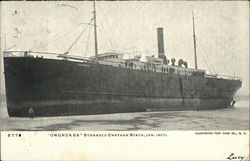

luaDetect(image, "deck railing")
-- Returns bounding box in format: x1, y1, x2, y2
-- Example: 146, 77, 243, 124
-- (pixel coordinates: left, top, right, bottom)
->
3, 50, 91, 62
3, 50, 242, 81
3, 50, 60, 58
206, 74, 242, 81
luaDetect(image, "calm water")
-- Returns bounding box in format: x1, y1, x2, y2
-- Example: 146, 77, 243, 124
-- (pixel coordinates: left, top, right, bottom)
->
0, 96, 249, 131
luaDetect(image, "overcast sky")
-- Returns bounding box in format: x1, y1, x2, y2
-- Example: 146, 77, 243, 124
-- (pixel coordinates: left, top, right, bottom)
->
0, 1, 249, 95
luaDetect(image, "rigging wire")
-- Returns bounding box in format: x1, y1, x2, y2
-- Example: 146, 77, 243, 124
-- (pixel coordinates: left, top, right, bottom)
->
30, 23, 82, 50
196, 44, 213, 74
47, 23, 91, 44
45, 22, 95, 50
85, 25, 92, 57
30, 10, 94, 50
97, 16, 114, 50
65, 19, 93, 54
196, 38, 216, 74
98, 4, 117, 49
46, 23, 92, 48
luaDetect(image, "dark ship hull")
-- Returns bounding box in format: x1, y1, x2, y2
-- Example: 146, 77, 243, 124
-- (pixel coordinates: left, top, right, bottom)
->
4, 57, 242, 117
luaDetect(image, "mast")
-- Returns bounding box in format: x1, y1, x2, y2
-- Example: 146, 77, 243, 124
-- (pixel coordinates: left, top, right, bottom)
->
192, 11, 198, 69
93, 1, 98, 61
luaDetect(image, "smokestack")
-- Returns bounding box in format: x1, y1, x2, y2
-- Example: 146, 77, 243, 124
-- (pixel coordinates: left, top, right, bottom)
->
157, 27, 165, 59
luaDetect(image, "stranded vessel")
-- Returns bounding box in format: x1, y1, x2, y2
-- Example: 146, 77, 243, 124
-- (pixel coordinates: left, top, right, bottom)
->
3, 2, 242, 117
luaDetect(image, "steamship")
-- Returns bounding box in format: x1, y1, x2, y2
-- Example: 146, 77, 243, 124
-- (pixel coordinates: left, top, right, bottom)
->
3, 2, 242, 117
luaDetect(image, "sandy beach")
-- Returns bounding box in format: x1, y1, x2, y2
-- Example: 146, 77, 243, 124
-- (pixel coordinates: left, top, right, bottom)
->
0, 97, 249, 131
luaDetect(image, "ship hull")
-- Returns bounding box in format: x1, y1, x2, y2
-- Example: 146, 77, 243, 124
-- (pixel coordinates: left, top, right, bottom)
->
4, 57, 242, 117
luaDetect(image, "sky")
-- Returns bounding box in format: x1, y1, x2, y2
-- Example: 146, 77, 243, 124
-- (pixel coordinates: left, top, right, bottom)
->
0, 1, 249, 95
